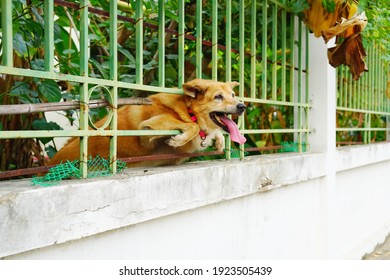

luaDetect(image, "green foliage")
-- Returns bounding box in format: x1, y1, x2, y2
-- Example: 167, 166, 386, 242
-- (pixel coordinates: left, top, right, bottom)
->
287, 0, 310, 14
358, 0, 390, 60
321, 0, 336, 13
1, 0, 388, 171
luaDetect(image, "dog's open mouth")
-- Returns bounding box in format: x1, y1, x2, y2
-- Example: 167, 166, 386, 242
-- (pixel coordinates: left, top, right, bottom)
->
210, 112, 246, 144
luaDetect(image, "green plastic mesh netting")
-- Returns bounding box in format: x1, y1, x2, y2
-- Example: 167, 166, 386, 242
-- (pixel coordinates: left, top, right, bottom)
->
280, 141, 307, 152
33, 143, 304, 186
229, 148, 248, 158
32, 155, 126, 187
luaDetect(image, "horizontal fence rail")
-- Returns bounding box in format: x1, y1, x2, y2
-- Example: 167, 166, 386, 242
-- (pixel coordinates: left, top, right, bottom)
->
0, 0, 310, 179
336, 44, 390, 145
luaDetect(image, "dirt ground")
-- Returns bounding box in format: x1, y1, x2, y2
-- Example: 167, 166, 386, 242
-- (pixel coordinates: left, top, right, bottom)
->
362, 234, 390, 260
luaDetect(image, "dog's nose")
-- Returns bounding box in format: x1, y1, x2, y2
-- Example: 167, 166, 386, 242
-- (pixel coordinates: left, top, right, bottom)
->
236, 103, 246, 113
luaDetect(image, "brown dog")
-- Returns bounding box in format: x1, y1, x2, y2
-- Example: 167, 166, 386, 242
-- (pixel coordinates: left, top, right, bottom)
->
48, 79, 246, 167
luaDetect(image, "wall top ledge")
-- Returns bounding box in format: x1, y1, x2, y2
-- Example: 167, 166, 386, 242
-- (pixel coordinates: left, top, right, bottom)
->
0, 152, 325, 258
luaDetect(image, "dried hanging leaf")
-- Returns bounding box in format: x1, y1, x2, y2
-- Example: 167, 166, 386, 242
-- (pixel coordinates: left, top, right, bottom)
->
303, 0, 356, 38
322, 12, 368, 43
303, 0, 368, 80
328, 33, 368, 80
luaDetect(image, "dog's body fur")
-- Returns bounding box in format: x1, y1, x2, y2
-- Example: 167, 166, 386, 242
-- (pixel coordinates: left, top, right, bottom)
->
48, 79, 246, 167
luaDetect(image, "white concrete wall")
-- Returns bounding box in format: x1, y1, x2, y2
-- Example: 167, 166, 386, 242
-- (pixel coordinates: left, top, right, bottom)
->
1, 143, 390, 260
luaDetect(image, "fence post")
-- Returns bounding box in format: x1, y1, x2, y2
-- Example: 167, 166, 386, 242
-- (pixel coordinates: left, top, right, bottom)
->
308, 34, 337, 258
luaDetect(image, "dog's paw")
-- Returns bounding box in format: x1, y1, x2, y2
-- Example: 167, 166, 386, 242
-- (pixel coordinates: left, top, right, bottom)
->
215, 133, 225, 152
165, 134, 189, 147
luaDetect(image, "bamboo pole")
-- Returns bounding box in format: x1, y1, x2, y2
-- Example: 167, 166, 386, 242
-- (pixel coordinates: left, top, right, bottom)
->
0, 98, 152, 115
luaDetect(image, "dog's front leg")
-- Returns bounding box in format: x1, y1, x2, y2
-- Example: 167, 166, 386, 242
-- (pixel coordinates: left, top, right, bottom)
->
215, 132, 225, 152
139, 115, 200, 148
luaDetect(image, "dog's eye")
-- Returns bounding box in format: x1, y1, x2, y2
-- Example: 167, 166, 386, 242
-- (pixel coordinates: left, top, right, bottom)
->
232, 93, 235, 98
214, 94, 224, 101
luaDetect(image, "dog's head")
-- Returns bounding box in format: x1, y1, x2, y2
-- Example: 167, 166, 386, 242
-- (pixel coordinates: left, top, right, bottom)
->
183, 79, 246, 144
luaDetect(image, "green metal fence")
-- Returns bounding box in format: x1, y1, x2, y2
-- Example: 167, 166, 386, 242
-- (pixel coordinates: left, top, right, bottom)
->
0, 0, 310, 178
336, 43, 390, 145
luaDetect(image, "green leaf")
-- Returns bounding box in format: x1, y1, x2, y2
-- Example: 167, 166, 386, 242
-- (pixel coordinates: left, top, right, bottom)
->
256, 140, 266, 148
88, 34, 101, 41
45, 145, 57, 158
31, 59, 45, 71
32, 119, 63, 145
63, 49, 76, 55
30, 7, 44, 26
89, 58, 109, 79
165, 10, 178, 21
166, 54, 178, 60
9, 82, 38, 103
118, 45, 136, 63
165, 63, 178, 81
38, 80, 62, 102
13, 0, 26, 4
322, 0, 336, 13
288, 0, 310, 14
13, 33, 28, 57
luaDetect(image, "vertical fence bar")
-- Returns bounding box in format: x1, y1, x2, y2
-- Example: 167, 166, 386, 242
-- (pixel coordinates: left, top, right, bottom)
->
109, 0, 118, 174
376, 46, 380, 112
374, 45, 378, 112
79, 0, 90, 178
158, 0, 165, 87
136, 0, 143, 84
262, 0, 268, 99
357, 68, 361, 110
370, 47, 374, 113
344, 66, 348, 108
338, 67, 343, 107
44, 0, 54, 72
379, 52, 383, 113
225, 0, 232, 160
362, 59, 367, 111
350, 74, 354, 109
271, 2, 277, 100
297, 20, 303, 152
1, 0, 13, 66
383, 64, 387, 113
211, 0, 218, 80
178, 0, 185, 87
353, 80, 357, 109
289, 15, 295, 103
371, 48, 374, 109
387, 68, 390, 141
370, 47, 374, 143
239, 0, 245, 89
196, 0, 202, 78
225, 0, 232, 82
305, 28, 310, 149
239, 0, 245, 159
364, 50, 369, 143
250, 0, 257, 99
383, 63, 386, 112
281, 0, 287, 101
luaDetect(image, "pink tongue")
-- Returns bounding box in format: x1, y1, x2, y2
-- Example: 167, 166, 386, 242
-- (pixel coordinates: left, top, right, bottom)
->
220, 116, 246, 144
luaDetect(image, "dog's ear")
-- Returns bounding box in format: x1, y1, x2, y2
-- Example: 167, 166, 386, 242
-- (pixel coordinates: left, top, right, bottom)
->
227, 81, 239, 89
182, 79, 208, 98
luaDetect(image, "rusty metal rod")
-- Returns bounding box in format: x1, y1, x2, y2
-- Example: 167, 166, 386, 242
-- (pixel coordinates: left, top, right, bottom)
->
0, 146, 285, 179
